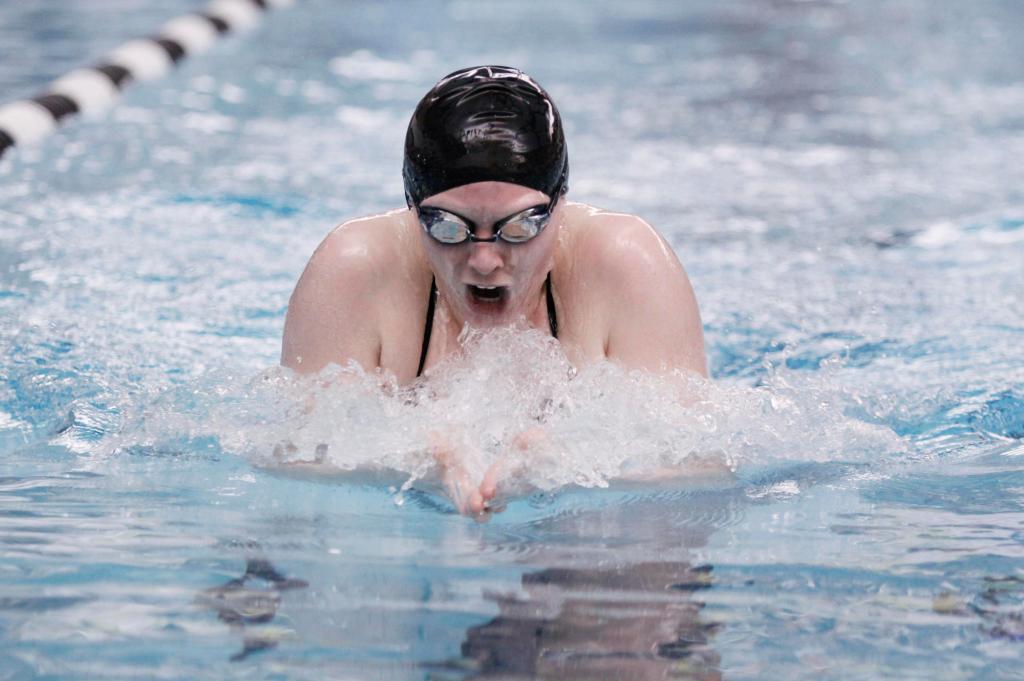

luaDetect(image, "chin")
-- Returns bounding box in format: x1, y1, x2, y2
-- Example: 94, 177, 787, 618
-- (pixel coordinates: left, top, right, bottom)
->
464, 303, 515, 327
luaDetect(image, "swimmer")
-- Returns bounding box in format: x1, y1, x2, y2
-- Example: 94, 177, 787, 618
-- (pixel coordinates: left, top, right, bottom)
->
281, 66, 707, 514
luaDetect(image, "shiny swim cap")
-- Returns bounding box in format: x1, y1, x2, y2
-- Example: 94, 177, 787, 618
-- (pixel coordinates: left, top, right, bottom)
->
403, 65, 569, 206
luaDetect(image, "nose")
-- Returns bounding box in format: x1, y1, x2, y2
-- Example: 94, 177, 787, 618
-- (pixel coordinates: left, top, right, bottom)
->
466, 241, 504, 276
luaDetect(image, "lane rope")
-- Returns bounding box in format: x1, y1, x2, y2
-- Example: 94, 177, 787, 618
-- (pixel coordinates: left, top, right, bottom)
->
0, 0, 294, 160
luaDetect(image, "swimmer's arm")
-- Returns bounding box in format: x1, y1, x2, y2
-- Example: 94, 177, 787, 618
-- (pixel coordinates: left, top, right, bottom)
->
281, 221, 383, 374
593, 215, 708, 377
277, 222, 383, 467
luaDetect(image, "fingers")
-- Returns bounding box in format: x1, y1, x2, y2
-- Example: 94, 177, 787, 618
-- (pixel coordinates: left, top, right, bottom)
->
435, 447, 482, 516
445, 464, 501, 518
479, 461, 501, 502
467, 489, 486, 515
468, 461, 511, 520
442, 461, 472, 512
481, 454, 527, 503
468, 489, 505, 522
431, 440, 510, 518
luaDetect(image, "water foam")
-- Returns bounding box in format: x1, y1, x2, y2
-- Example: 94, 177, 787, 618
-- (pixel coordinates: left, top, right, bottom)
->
91, 327, 905, 506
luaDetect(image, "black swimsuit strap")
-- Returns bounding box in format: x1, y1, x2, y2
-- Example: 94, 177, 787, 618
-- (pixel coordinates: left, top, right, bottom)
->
417, 277, 437, 377
416, 272, 557, 377
545, 271, 558, 339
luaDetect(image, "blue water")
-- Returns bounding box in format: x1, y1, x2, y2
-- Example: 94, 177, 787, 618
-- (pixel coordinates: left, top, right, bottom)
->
2, 0, 1024, 678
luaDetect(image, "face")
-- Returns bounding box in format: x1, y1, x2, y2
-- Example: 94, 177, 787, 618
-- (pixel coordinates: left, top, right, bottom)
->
418, 181, 561, 329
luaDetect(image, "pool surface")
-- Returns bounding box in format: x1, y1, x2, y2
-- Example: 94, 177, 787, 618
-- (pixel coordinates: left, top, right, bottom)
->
2, 0, 1023, 678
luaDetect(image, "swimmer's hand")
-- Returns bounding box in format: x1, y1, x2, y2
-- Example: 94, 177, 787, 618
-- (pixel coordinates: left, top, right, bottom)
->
429, 432, 503, 519
432, 426, 735, 517
428, 428, 546, 518
433, 448, 497, 518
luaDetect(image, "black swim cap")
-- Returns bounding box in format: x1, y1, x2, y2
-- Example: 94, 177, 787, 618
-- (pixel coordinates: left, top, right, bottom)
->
403, 65, 568, 207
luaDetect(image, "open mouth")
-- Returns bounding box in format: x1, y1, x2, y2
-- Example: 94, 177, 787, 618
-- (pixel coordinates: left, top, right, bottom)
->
467, 284, 507, 303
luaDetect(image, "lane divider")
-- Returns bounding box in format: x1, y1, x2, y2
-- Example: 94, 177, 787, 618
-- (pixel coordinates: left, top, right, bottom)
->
0, 0, 294, 160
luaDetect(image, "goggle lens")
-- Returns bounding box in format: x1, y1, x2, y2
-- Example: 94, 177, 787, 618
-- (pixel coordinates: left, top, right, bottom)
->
496, 213, 544, 242
419, 205, 551, 245
427, 215, 468, 243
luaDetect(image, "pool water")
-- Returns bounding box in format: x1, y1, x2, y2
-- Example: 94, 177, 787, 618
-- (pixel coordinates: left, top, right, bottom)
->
2, 0, 1023, 678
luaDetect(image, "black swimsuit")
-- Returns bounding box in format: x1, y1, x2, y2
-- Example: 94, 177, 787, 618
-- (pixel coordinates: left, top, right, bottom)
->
416, 273, 558, 377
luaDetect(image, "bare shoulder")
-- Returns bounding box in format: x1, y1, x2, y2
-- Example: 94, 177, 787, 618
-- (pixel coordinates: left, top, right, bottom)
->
281, 209, 422, 373
563, 203, 687, 287
559, 203, 707, 376
305, 211, 407, 284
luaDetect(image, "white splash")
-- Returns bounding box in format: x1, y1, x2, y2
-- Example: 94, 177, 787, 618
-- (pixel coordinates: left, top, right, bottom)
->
94, 327, 905, 505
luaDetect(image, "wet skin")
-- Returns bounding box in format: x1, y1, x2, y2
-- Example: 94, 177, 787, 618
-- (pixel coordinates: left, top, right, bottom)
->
281, 180, 708, 516
418, 182, 560, 336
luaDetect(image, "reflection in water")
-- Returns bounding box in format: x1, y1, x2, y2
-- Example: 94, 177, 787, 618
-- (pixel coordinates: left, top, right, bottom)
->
975, 576, 1024, 642
934, 575, 1024, 643
451, 561, 721, 680
196, 557, 308, 662
424, 490, 731, 680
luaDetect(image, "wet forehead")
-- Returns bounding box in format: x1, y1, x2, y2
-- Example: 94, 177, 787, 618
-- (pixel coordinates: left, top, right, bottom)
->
420, 181, 549, 223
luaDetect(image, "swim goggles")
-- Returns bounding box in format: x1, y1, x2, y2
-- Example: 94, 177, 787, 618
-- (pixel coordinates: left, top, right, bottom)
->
417, 187, 562, 245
